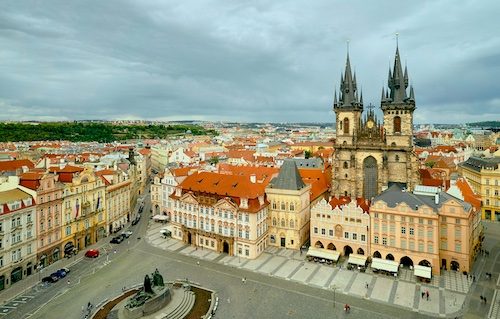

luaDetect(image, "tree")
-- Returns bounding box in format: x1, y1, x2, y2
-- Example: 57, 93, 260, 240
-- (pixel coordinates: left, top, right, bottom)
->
304, 150, 312, 159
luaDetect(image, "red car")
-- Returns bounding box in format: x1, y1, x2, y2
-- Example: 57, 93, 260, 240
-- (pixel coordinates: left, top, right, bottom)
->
85, 249, 99, 258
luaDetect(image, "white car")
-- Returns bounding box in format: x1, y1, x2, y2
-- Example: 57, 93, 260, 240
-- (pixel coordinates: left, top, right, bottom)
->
160, 228, 171, 237
121, 230, 133, 238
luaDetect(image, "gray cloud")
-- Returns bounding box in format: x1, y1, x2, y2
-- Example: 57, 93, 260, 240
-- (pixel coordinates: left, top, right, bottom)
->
0, 0, 499, 123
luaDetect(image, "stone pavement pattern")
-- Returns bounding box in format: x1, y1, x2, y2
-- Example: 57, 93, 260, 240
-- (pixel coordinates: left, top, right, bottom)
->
146, 221, 470, 317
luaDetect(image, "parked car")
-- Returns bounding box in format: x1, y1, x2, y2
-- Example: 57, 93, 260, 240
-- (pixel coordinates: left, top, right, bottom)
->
59, 267, 70, 274
85, 249, 99, 258
121, 230, 133, 238
42, 275, 59, 283
110, 236, 123, 244
52, 269, 67, 278
132, 217, 140, 225
160, 228, 172, 238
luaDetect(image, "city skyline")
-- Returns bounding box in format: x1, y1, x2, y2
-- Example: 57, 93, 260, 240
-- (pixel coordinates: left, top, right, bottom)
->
0, 1, 499, 123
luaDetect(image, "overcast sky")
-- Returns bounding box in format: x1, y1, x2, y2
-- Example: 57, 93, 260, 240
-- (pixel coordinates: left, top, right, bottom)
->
0, 1, 499, 123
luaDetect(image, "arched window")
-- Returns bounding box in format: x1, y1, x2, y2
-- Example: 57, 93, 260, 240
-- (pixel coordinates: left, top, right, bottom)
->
272, 217, 277, 226
339, 121, 343, 131
343, 161, 348, 169
281, 218, 286, 227
394, 116, 401, 133
343, 118, 350, 134
272, 201, 277, 209
290, 219, 294, 229
289, 202, 295, 211
281, 202, 286, 210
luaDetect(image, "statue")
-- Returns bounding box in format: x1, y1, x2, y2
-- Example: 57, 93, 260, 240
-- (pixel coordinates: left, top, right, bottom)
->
144, 275, 153, 294
153, 269, 164, 287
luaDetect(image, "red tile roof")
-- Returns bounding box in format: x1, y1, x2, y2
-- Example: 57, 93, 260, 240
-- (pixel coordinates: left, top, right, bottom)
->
455, 178, 481, 210
0, 159, 34, 173
329, 196, 370, 213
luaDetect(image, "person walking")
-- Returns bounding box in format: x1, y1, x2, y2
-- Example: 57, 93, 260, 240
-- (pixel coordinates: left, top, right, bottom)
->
425, 290, 429, 300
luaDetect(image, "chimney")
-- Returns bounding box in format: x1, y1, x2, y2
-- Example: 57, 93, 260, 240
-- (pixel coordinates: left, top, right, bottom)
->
434, 194, 439, 205
250, 174, 256, 183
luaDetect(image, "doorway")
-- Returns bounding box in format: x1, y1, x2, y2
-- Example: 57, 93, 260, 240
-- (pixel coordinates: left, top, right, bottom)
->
280, 237, 286, 247
223, 241, 229, 254
187, 232, 192, 245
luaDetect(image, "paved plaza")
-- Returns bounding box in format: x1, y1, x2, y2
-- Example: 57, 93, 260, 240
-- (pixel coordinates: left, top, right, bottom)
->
147, 221, 473, 318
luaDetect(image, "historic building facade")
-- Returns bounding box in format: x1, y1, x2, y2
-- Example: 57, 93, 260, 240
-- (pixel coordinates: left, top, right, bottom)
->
53, 166, 107, 255
0, 177, 37, 291
332, 47, 419, 200
310, 197, 370, 256
20, 172, 64, 268
459, 156, 500, 221
266, 160, 312, 250
370, 185, 480, 275
169, 171, 269, 259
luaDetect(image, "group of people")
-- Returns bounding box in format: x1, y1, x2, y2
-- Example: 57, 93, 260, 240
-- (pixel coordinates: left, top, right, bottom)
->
344, 304, 351, 313
480, 295, 488, 304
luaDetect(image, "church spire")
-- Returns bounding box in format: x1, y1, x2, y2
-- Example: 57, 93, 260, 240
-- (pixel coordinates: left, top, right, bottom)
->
381, 43, 416, 112
334, 50, 362, 111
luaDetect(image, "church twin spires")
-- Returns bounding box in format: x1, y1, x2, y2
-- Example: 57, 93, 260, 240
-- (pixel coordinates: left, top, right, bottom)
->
333, 45, 415, 111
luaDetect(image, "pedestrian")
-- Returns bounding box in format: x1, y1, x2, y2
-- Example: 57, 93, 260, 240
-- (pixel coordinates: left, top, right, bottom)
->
421, 292, 425, 299
365, 282, 369, 289
473, 275, 476, 282
67, 279, 70, 285
480, 295, 484, 302
426, 290, 429, 300
197, 261, 200, 266
484, 297, 487, 304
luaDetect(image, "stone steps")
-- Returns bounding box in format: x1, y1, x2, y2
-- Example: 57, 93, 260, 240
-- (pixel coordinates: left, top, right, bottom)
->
164, 290, 195, 319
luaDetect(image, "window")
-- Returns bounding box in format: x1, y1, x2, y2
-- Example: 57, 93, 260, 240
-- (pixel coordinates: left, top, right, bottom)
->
281, 202, 286, 210
441, 216, 446, 222
455, 218, 460, 225
428, 243, 433, 253
418, 242, 424, 252
290, 202, 295, 211
290, 219, 294, 229
401, 216, 405, 222
409, 228, 414, 235
401, 240, 407, 249
343, 162, 348, 169
455, 227, 461, 237
281, 218, 285, 227
272, 218, 276, 226
393, 116, 401, 133
352, 233, 357, 240
343, 117, 350, 134
314, 227, 318, 234
409, 241, 415, 250
455, 242, 461, 252
418, 218, 423, 224
395, 155, 399, 162
382, 237, 387, 246
344, 232, 349, 239
427, 220, 433, 225
361, 234, 366, 241
272, 201, 277, 209
440, 240, 447, 250
390, 238, 395, 246
382, 223, 387, 232
329, 229, 333, 236
374, 235, 379, 244
401, 227, 406, 234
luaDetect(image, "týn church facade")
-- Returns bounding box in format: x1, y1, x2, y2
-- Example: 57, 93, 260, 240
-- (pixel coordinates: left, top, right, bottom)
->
332, 46, 419, 200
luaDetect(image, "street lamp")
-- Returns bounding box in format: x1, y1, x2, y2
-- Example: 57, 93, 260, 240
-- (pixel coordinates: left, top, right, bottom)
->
330, 284, 338, 309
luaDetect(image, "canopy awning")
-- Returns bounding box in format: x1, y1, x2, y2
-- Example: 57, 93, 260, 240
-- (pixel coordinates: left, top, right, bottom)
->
414, 265, 432, 279
371, 258, 399, 273
306, 247, 340, 262
153, 215, 169, 221
347, 253, 367, 266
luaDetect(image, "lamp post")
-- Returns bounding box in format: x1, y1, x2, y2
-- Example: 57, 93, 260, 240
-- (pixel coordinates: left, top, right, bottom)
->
331, 284, 338, 309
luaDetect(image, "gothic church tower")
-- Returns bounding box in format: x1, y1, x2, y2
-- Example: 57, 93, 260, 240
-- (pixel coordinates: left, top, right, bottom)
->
332, 46, 419, 200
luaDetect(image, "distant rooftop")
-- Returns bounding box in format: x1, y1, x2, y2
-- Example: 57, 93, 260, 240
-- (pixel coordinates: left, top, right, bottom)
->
460, 156, 500, 172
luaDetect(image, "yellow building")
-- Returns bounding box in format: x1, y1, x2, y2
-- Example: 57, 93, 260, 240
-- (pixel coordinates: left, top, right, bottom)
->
53, 166, 107, 255
371, 185, 480, 276
96, 169, 131, 234
266, 160, 329, 250
459, 156, 500, 221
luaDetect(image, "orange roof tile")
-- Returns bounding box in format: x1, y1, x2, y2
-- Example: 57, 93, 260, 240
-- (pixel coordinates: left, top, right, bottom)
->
0, 159, 34, 172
